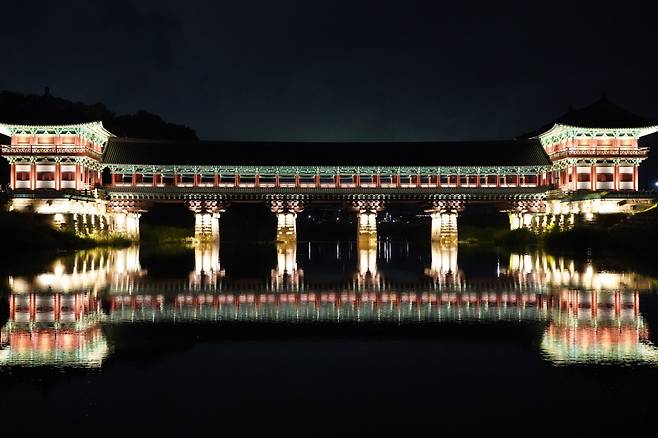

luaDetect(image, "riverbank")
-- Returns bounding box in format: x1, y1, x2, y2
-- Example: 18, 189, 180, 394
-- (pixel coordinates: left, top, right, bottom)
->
0, 211, 132, 253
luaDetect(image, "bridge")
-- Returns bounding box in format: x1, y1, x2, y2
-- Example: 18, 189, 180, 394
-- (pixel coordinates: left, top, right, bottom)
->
1, 97, 657, 243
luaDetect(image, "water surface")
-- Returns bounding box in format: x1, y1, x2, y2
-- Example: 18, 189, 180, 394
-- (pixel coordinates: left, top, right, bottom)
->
1, 241, 657, 433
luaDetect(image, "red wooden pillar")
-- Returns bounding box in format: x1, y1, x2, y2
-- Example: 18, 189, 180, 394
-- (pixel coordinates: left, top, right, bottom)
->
476, 174, 481, 188
214, 172, 219, 187
30, 162, 37, 190
152, 172, 158, 187
10, 163, 15, 189
255, 173, 260, 187
456, 173, 461, 188
395, 174, 401, 188
355, 175, 360, 187
612, 164, 619, 191
436, 174, 441, 187
235, 173, 240, 187
55, 163, 61, 190
416, 173, 421, 187
295, 174, 301, 187
591, 165, 596, 191
335, 174, 340, 188
375, 174, 381, 188
315, 174, 320, 187
633, 165, 639, 191
496, 174, 500, 187
131, 171, 137, 187
193, 173, 199, 187
276, 174, 281, 188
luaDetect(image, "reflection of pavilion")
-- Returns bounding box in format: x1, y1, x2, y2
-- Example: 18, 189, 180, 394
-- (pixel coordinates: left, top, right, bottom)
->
0, 292, 107, 367
424, 243, 462, 286
540, 289, 658, 364
271, 242, 303, 290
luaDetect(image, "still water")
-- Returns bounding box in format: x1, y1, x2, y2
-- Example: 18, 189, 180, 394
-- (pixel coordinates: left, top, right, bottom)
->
1, 241, 657, 433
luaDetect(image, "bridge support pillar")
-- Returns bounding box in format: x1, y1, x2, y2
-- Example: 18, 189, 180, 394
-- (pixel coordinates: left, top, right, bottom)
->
505, 200, 546, 232
427, 201, 464, 245
110, 211, 141, 240
188, 200, 225, 243
108, 200, 146, 241
271, 199, 304, 243
352, 200, 384, 248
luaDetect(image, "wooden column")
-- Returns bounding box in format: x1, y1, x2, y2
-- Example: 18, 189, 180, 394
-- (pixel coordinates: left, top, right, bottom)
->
214, 172, 219, 187
30, 162, 36, 190
633, 164, 639, 191
591, 164, 596, 191
55, 163, 61, 190
614, 165, 619, 191
131, 171, 137, 187
10, 163, 15, 189
235, 173, 240, 187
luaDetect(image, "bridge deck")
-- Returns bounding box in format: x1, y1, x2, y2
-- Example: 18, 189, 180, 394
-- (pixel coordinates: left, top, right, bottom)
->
104, 186, 548, 201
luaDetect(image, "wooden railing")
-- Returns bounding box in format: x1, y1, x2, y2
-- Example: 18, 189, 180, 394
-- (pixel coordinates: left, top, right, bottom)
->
1, 144, 100, 156
550, 147, 649, 160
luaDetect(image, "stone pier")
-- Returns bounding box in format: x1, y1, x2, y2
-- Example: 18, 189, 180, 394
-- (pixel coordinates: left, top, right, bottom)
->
109, 211, 141, 240
271, 199, 304, 243
427, 201, 464, 245
352, 199, 384, 248
188, 200, 225, 243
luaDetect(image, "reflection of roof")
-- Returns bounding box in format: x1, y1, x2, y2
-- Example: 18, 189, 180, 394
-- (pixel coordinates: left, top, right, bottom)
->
0, 327, 108, 368
522, 97, 658, 138
103, 137, 552, 167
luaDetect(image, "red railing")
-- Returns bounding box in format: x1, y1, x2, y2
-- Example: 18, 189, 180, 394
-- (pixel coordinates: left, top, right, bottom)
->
1, 145, 99, 155
550, 147, 649, 160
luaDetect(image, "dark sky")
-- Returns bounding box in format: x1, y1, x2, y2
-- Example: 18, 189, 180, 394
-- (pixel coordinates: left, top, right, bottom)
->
2, 0, 658, 142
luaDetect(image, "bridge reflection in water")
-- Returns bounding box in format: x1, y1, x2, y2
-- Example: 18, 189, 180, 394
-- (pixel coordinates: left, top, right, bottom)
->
1, 244, 656, 367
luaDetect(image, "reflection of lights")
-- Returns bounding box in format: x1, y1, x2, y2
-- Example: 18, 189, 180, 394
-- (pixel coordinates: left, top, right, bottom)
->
505, 252, 652, 291
8, 247, 144, 293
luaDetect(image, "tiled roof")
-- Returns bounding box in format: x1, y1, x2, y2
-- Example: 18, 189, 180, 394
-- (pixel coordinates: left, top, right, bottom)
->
103, 138, 551, 167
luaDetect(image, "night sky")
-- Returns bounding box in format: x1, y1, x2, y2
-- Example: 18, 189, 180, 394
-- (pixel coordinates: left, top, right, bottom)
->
2, 0, 658, 144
